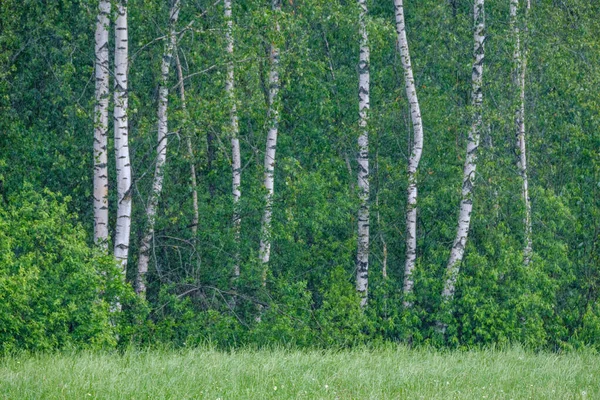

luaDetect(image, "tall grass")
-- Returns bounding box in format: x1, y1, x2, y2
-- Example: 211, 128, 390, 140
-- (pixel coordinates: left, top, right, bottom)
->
1, 346, 598, 399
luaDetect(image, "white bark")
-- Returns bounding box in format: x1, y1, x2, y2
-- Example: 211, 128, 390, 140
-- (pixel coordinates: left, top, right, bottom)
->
225, 0, 241, 278
93, 0, 110, 249
355, 0, 370, 307
175, 49, 199, 237
136, 0, 181, 298
511, 0, 533, 266
258, 0, 282, 284
113, 0, 132, 271
441, 0, 485, 306
394, 0, 424, 307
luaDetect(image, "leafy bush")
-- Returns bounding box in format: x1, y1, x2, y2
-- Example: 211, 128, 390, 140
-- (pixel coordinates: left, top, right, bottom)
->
0, 187, 129, 352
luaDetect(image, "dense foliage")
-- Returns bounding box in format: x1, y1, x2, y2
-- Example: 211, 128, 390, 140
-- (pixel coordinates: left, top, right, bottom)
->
0, 188, 131, 351
0, 0, 598, 350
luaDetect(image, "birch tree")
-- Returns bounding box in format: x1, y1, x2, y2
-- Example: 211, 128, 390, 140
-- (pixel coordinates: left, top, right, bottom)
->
175, 49, 199, 237
136, 0, 181, 298
225, 0, 242, 278
440, 0, 485, 310
511, 0, 533, 265
355, 0, 370, 307
258, 0, 282, 283
113, 0, 132, 271
93, 0, 110, 249
394, 0, 424, 307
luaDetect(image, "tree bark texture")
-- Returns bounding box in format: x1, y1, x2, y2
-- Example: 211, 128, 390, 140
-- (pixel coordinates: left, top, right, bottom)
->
225, 0, 242, 278
93, 0, 110, 249
136, 0, 180, 297
258, 0, 282, 283
511, 0, 533, 266
441, 0, 485, 306
355, 0, 370, 307
394, 0, 424, 307
113, 0, 132, 271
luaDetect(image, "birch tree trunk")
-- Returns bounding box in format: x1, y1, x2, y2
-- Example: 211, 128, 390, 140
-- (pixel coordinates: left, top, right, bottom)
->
93, 0, 110, 249
375, 162, 388, 279
136, 0, 180, 297
225, 0, 242, 278
355, 0, 370, 307
440, 0, 485, 312
258, 0, 282, 284
511, 0, 533, 266
394, 0, 424, 307
113, 0, 132, 271
174, 49, 199, 237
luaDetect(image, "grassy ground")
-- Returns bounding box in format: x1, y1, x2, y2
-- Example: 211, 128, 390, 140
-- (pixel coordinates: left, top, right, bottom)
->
0, 346, 598, 399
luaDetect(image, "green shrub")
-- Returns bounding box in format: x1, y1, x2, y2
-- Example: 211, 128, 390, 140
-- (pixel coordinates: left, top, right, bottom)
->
249, 278, 313, 348
313, 266, 367, 347
0, 187, 128, 352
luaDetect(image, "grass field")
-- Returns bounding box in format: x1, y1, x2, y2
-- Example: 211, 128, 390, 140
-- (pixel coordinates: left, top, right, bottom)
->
1, 346, 598, 399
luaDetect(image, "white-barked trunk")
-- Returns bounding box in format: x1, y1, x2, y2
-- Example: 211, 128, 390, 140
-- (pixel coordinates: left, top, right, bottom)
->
394, 0, 424, 307
511, 0, 533, 266
174, 49, 199, 237
225, 0, 242, 279
136, 0, 181, 297
93, 0, 110, 249
258, 0, 282, 284
441, 0, 485, 309
113, 0, 132, 272
355, 0, 370, 307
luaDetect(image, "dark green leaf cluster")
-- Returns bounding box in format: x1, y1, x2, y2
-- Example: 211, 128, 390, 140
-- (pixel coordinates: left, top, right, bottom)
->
0, 187, 132, 352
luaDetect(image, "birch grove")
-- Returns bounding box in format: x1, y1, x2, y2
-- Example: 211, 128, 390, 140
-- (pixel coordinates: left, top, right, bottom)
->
511, 0, 533, 266
113, 0, 132, 271
6, 0, 600, 351
355, 0, 370, 307
393, 0, 424, 307
136, 0, 181, 297
440, 0, 485, 310
225, 0, 242, 278
93, 0, 110, 249
258, 0, 282, 282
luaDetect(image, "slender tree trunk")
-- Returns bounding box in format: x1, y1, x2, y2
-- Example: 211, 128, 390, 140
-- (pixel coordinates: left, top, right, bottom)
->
136, 0, 180, 297
355, 0, 370, 307
207, 130, 217, 199
440, 0, 485, 316
258, 0, 282, 284
375, 188, 388, 279
394, 0, 424, 307
114, 0, 132, 272
93, 0, 110, 249
174, 49, 199, 237
511, 0, 532, 265
224, 0, 242, 278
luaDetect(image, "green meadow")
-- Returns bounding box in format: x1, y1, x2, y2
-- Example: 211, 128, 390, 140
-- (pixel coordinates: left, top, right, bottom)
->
1, 347, 598, 399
